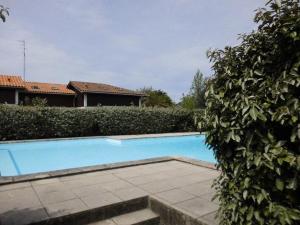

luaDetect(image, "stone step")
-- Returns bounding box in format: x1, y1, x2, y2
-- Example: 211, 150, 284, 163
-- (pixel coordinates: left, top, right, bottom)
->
88, 209, 160, 225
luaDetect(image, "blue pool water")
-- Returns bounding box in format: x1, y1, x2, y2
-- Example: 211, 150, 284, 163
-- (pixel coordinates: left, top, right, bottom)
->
0, 135, 215, 176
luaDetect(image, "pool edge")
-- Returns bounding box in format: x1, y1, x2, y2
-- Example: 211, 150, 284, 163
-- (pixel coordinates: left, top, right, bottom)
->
0, 132, 201, 144
0, 156, 216, 185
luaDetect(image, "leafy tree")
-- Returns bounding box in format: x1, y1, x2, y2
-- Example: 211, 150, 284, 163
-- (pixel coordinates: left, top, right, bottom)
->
180, 70, 207, 109
139, 87, 174, 107
0, 5, 9, 22
204, 0, 300, 224
190, 69, 207, 109
179, 94, 196, 110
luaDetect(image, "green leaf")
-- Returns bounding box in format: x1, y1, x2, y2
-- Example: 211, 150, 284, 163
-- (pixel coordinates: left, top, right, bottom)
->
257, 111, 267, 121
254, 70, 263, 76
276, 179, 284, 191
257, 193, 264, 204
243, 190, 248, 199
254, 156, 261, 166
244, 177, 250, 188
246, 207, 254, 221
249, 107, 257, 121
286, 178, 297, 190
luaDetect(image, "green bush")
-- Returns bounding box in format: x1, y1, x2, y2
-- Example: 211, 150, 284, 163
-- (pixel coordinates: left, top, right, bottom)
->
31, 97, 48, 107
204, 1, 300, 224
0, 105, 195, 140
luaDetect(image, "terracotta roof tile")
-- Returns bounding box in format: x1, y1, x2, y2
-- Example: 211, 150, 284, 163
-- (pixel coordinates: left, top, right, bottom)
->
0, 75, 25, 88
25, 82, 75, 95
68, 81, 146, 96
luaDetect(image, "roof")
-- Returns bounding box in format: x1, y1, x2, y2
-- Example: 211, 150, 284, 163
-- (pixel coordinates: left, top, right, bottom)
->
0, 75, 25, 88
68, 81, 146, 96
25, 82, 75, 95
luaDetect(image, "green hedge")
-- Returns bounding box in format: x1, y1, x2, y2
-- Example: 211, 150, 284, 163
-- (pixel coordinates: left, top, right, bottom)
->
204, 1, 300, 225
0, 105, 196, 140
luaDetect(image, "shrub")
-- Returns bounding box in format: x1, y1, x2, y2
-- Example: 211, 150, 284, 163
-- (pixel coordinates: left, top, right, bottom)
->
31, 97, 48, 107
0, 105, 195, 140
204, 1, 300, 224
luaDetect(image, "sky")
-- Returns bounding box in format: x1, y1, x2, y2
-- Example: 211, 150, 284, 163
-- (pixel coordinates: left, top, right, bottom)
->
0, 0, 265, 102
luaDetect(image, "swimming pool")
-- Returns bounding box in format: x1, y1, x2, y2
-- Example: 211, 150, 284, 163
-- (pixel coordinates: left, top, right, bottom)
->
0, 135, 215, 176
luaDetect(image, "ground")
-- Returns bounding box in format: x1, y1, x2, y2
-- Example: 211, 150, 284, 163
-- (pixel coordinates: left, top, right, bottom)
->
0, 160, 219, 225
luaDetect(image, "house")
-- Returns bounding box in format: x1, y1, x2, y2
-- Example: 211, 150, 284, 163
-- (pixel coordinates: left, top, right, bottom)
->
0, 75, 25, 104
67, 81, 145, 107
19, 82, 75, 107
0, 75, 146, 107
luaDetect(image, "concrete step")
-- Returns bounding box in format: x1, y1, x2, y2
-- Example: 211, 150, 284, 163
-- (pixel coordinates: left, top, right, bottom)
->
88, 209, 160, 225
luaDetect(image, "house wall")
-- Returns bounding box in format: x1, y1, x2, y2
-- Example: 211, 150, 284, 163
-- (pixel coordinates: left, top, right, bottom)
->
0, 88, 16, 104
74, 93, 84, 107
19, 93, 75, 107
67, 86, 84, 107
86, 93, 140, 106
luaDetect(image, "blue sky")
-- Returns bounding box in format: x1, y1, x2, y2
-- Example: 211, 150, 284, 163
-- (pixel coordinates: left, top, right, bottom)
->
0, 0, 264, 102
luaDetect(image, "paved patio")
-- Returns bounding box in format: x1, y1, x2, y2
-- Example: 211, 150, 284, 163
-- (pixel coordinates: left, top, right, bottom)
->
0, 160, 219, 225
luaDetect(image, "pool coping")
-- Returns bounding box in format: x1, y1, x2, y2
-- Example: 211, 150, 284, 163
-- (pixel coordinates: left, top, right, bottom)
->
0, 132, 201, 144
0, 156, 216, 185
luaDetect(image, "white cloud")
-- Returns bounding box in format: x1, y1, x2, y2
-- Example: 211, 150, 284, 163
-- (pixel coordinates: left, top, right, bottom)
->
0, 0, 263, 103
55, 0, 108, 30
0, 22, 96, 83
0, 20, 145, 93
141, 45, 209, 72
0, 14, 208, 102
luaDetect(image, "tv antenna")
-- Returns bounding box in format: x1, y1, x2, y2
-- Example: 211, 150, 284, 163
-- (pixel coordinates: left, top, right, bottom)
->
18, 40, 26, 81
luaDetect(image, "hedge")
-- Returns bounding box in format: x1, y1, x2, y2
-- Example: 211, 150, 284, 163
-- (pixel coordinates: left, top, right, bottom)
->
0, 105, 196, 141
204, 1, 300, 225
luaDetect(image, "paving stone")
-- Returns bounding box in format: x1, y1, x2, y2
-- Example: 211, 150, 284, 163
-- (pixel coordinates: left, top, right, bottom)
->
65, 173, 98, 181
85, 171, 112, 177
101, 180, 134, 192
160, 160, 189, 168
0, 160, 219, 225
0, 187, 41, 213
180, 179, 215, 197
33, 182, 66, 194
143, 164, 175, 173
0, 207, 48, 225
88, 219, 116, 225
81, 192, 121, 209
62, 174, 120, 188
199, 211, 218, 225
31, 178, 60, 186
112, 209, 158, 225
127, 173, 163, 185
175, 197, 218, 217
0, 182, 31, 192
139, 181, 177, 194
36, 189, 77, 205
154, 189, 196, 204
162, 168, 199, 178
113, 187, 148, 201
0, 187, 34, 201
45, 198, 88, 217
198, 191, 219, 205
71, 183, 108, 198
59, 173, 92, 181
113, 170, 144, 179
